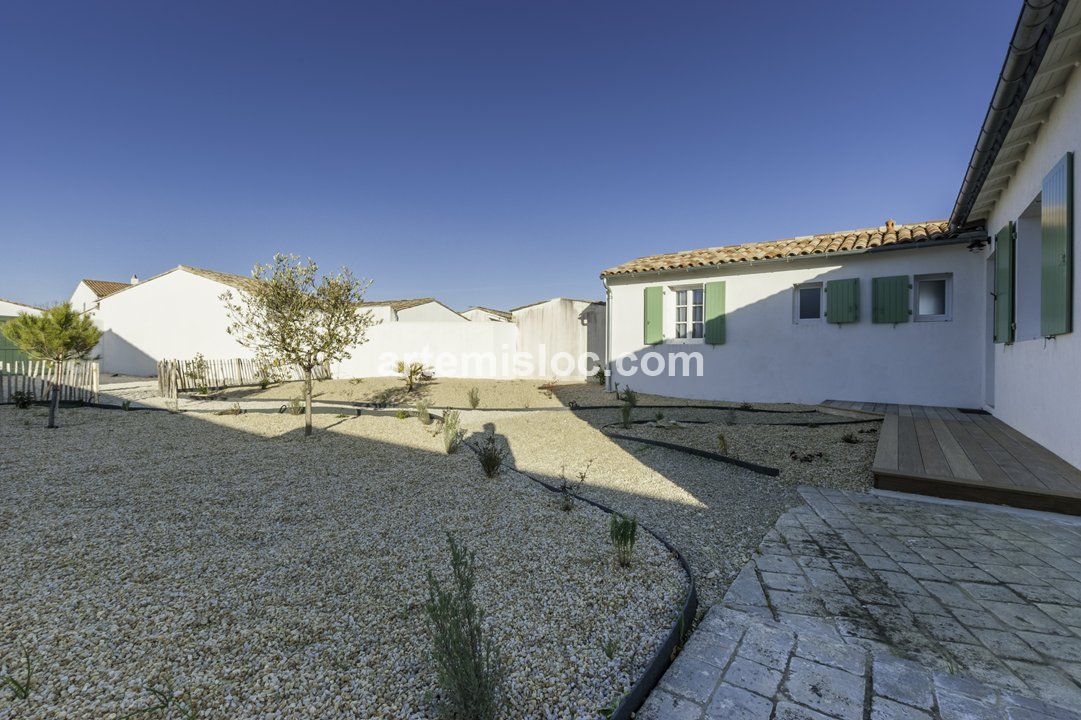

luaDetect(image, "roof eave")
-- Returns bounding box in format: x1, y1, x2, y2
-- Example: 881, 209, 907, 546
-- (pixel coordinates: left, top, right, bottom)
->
950, 0, 1070, 228
600, 233, 985, 281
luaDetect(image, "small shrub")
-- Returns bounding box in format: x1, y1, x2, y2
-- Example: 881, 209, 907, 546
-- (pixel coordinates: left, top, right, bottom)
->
395, 409, 410, 420
739, 402, 753, 411
558, 459, 593, 511
2, 642, 31, 701
841, 432, 860, 444
395, 360, 428, 392
256, 358, 287, 389
467, 386, 480, 409
600, 636, 619, 660
790, 450, 824, 463
188, 353, 210, 394
11, 391, 34, 409
538, 381, 557, 399
121, 400, 132, 411
124, 681, 200, 719
654, 411, 664, 421
617, 385, 638, 407
593, 367, 606, 385
443, 410, 462, 454
425, 535, 505, 720
285, 397, 304, 415
216, 403, 244, 416
620, 403, 632, 429
609, 513, 637, 567
477, 434, 507, 478
716, 433, 728, 455
416, 401, 432, 426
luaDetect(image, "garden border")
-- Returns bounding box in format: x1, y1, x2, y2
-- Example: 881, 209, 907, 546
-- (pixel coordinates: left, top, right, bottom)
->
449, 417, 699, 720
604, 432, 782, 477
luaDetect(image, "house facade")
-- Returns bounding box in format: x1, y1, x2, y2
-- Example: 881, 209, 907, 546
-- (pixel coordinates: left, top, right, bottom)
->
602, 0, 1079, 468
462, 306, 512, 322
602, 224, 987, 408
69, 278, 132, 314
0, 298, 43, 364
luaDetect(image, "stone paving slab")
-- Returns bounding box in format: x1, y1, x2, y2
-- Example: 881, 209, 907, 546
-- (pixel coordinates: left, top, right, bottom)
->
642, 488, 1081, 719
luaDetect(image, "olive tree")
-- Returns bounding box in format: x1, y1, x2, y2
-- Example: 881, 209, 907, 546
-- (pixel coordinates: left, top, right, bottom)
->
1, 303, 102, 429
221, 254, 374, 436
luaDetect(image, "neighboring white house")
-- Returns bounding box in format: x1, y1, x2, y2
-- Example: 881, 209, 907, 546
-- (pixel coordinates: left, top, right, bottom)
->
69, 278, 134, 314
603, 0, 1081, 469
511, 298, 607, 378
461, 306, 512, 322
0, 298, 42, 317
361, 298, 466, 322
602, 222, 987, 408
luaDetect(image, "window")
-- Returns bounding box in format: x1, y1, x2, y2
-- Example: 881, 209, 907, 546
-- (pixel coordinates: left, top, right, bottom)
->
675, 288, 704, 339
794, 283, 823, 322
914, 274, 952, 321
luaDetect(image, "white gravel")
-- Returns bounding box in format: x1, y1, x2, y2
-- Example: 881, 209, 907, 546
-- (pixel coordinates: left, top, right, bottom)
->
0, 406, 685, 719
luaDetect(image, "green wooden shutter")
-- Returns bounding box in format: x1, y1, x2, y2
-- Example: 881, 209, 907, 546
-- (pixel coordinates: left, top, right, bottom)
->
643, 287, 663, 345
872, 276, 910, 323
994, 223, 1016, 344
825, 278, 859, 324
1041, 152, 1073, 337
704, 281, 726, 344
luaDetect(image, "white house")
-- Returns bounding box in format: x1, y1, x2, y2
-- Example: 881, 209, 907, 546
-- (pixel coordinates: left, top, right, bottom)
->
461, 306, 512, 322
602, 222, 987, 408
69, 278, 134, 314
603, 0, 1081, 469
361, 298, 466, 322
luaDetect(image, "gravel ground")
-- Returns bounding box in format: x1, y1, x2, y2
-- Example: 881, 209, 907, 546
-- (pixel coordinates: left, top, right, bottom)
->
0, 406, 685, 719
218, 378, 814, 412
610, 417, 879, 491
458, 409, 805, 606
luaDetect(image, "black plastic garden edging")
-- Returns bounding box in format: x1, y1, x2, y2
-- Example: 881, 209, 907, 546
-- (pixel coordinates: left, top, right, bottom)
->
445, 415, 698, 720
605, 432, 781, 477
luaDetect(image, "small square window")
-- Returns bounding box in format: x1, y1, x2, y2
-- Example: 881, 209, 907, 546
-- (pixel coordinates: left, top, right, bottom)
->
794, 284, 823, 322
915, 274, 952, 321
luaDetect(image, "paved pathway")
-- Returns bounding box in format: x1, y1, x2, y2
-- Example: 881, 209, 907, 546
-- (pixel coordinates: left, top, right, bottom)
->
643, 487, 1081, 719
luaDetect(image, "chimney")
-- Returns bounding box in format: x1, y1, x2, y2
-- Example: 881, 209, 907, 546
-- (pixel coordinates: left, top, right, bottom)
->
885, 219, 896, 233
130, 274, 140, 285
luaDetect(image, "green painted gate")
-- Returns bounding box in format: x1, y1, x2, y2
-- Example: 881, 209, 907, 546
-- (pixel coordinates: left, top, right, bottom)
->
0, 316, 31, 364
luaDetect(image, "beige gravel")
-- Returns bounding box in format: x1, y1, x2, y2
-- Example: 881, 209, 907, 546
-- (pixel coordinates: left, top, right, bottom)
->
219, 378, 814, 412
611, 416, 879, 491
0, 406, 685, 719
458, 408, 805, 606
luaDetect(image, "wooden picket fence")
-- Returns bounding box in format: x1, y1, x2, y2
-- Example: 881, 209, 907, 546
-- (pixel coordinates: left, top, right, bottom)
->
0, 360, 100, 404
157, 357, 331, 400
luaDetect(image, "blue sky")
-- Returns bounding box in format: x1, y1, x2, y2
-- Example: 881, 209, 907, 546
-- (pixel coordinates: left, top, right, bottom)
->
1, 1, 1019, 309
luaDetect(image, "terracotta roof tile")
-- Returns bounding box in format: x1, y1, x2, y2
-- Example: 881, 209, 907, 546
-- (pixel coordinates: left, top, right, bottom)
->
81, 279, 131, 298
600, 220, 954, 277
359, 297, 437, 312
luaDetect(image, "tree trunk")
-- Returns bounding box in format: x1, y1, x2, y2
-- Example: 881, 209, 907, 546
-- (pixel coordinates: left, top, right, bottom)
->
303, 366, 313, 437
47, 360, 61, 429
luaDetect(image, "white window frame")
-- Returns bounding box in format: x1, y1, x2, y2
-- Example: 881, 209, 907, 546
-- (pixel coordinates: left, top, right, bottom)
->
793, 283, 824, 324
667, 284, 705, 344
914, 273, 953, 322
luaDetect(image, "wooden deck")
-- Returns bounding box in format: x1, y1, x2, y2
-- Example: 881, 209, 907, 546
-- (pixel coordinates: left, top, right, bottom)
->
822, 400, 1081, 515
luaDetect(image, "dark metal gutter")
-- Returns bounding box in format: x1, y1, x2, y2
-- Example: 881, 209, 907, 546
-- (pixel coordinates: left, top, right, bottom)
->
950, 0, 1070, 228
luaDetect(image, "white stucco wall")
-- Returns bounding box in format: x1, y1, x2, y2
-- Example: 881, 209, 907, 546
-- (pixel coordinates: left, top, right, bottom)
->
69, 282, 102, 314
0, 299, 42, 316
333, 321, 519, 378
95, 269, 252, 375
606, 243, 984, 406
512, 298, 607, 378
985, 65, 1081, 469
395, 302, 466, 322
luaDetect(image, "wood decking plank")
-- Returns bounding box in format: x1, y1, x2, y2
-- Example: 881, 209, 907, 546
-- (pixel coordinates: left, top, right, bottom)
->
968, 414, 1081, 492
962, 420, 1046, 490
914, 417, 952, 478
929, 418, 981, 481
896, 414, 924, 475
941, 419, 1014, 487
873, 413, 900, 472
